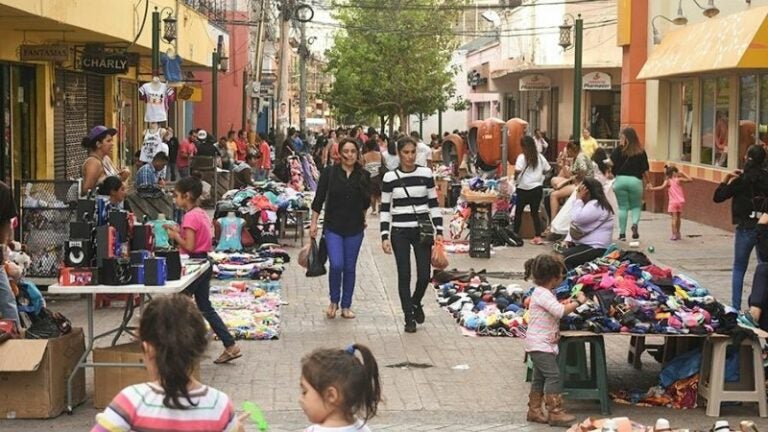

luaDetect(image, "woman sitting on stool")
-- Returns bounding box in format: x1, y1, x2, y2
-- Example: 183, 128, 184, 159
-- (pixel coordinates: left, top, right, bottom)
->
558, 177, 614, 270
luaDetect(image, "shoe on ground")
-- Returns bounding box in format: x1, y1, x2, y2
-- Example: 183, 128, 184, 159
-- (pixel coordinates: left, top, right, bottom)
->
526, 391, 548, 424
404, 320, 417, 333
544, 394, 575, 427
530, 236, 544, 245
631, 224, 639, 239
214, 345, 242, 364
618, 234, 626, 241
413, 305, 425, 324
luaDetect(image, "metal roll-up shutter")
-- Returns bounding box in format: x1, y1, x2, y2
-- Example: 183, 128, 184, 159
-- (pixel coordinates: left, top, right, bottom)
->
53, 70, 105, 180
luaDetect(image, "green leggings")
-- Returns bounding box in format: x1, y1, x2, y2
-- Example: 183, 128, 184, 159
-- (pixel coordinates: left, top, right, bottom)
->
613, 175, 643, 235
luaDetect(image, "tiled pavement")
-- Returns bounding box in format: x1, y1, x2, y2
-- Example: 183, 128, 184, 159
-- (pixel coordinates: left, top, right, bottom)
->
7, 211, 768, 431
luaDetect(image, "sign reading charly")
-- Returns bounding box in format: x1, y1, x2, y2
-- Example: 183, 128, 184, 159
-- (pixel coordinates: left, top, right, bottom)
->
81, 53, 129, 74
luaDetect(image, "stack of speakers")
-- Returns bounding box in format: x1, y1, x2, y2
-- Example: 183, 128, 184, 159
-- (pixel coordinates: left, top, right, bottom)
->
59, 194, 182, 286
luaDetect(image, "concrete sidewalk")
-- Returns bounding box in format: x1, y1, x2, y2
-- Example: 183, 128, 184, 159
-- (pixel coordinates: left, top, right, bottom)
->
7, 211, 768, 431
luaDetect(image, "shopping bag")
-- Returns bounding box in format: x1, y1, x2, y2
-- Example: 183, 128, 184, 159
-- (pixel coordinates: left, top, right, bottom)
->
306, 238, 327, 277
298, 242, 311, 268
431, 239, 449, 270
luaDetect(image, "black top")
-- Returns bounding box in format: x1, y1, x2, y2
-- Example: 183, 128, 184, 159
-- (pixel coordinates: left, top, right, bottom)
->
196, 141, 220, 157
166, 137, 179, 161
312, 165, 371, 236
0, 181, 17, 225
713, 168, 768, 228
610, 147, 650, 179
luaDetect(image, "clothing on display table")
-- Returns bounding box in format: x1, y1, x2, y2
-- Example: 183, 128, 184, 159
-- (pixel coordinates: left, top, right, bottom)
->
151, 218, 175, 249
139, 81, 175, 123
160, 53, 183, 83
216, 215, 245, 252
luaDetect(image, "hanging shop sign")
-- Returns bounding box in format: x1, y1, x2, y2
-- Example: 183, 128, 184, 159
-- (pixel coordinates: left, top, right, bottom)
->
467, 70, 488, 88
20, 44, 69, 62
177, 85, 202, 102
582, 72, 612, 90
519, 74, 551, 91
81, 53, 129, 75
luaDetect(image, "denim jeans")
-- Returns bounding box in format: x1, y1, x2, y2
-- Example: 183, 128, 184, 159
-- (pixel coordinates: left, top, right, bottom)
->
732, 226, 763, 309
529, 351, 562, 394
0, 267, 18, 325
325, 229, 364, 309
391, 227, 432, 322
184, 261, 235, 347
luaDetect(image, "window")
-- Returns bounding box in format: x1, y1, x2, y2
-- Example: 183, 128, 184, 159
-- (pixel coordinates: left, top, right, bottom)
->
739, 75, 758, 167
679, 81, 693, 162
761, 74, 768, 146
699, 78, 729, 167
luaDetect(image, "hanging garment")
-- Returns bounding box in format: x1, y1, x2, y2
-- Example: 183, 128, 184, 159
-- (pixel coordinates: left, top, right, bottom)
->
161, 53, 183, 83
139, 82, 175, 123
140, 128, 164, 163
216, 216, 245, 251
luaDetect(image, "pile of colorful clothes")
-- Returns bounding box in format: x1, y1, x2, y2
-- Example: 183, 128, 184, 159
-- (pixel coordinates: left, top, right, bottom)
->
210, 280, 282, 340
433, 249, 741, 337
220, 181, 311, 217
210, 251, 289, 280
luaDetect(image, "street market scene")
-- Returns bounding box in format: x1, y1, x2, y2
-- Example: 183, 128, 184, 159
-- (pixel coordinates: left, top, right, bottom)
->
1, 0, 768, 431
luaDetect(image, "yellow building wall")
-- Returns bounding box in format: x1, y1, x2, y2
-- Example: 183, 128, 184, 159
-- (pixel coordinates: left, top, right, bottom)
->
0, 0, 220, 67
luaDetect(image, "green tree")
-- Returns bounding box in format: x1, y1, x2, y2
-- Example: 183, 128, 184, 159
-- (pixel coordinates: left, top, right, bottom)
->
325, 0, 464, 130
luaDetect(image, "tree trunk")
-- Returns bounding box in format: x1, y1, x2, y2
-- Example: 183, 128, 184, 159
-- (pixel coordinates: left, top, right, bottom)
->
388, 114, 394, 136
398, 110, 408, 134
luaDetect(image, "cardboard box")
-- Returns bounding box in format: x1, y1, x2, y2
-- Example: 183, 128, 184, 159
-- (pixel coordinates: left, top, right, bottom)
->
92, 342, 201, 409
0, 328, 86, 418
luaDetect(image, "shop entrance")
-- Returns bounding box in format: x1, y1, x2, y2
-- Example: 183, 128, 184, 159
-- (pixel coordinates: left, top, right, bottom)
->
0, 64, 37, 184
587, 89, 621, 140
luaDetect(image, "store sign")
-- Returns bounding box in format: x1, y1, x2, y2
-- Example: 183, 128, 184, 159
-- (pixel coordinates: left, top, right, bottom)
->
467, 70, 488, 88
81, 53, 129, 75
583, 72, 612, 90
177, 85, 202, 102
519, 74, 551, 91
20, 44, 69, 62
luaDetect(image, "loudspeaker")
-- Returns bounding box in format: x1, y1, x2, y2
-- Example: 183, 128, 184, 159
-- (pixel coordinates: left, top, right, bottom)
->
76, 197, 96, 222
100, 258, 132, 285
144, 258, 167, 286
64, 239, 93, 268
96, 225, 116, 266
69, 221, 92, 240
130, 265, 144, 284
154, 250, 181, 280
131, 224, 154, 251
109, 210, 130, 243
130, 250, 150, 265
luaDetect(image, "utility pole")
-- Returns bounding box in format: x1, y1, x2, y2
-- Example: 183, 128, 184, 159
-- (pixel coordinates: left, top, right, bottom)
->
275, 0, 294, 151
250, 0, 267, 135
299, 20, 308, 135
572, 15, 583, 141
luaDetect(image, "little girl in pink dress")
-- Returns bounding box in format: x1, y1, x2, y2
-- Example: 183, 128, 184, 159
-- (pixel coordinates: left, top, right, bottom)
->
647, 165, 692, 240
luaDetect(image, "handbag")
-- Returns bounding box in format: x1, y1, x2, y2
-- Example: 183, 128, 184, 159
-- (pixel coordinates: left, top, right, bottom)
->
569, 213, 609, 241
394, 170, 435, 245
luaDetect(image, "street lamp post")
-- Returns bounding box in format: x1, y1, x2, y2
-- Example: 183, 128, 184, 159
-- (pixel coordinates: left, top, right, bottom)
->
212, 35, 225, 138
151, 7, 176, 76
560, 14, 583, 141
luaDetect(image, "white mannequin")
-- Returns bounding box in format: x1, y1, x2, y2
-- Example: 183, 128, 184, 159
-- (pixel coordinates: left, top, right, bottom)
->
166, 47, 177, 59
150, 75, 162, 91
157, 213, 166, 221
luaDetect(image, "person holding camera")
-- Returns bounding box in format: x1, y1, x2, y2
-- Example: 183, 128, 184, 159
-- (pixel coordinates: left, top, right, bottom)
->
380, 137, 443, 333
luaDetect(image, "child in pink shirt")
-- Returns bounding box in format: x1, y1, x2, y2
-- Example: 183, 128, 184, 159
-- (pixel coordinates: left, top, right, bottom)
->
647, 165, 692, 240
524, 253, 586, 427
166, 177, 241, 364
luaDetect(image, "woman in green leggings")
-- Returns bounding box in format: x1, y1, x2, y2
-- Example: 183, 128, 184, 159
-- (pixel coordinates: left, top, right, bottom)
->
610, 127, 649, 241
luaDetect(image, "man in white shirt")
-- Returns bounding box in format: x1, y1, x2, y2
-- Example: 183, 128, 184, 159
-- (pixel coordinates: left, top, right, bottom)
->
410, 131, 432, 167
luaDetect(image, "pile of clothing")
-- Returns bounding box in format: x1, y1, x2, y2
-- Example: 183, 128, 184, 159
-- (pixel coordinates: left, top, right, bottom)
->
209, 251, 288, 280
220, 181, 311, 217
210, 281, 282, 340
433, 249, 740, 337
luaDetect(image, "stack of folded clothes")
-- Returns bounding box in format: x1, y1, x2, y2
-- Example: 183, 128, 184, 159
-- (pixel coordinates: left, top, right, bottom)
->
210, 281, 282, 340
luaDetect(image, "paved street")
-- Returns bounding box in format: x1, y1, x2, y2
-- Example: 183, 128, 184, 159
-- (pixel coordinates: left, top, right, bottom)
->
9, 211, 768, 431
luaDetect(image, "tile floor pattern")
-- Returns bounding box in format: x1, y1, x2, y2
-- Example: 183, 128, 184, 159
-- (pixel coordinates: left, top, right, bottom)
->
6, 212, 768, 431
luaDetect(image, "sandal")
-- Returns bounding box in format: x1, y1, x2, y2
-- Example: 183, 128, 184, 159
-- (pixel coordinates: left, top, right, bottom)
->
214, 346, 242, 364
530, 236, 544, 245
326, 303, 339, 319
341, 309, 356, 319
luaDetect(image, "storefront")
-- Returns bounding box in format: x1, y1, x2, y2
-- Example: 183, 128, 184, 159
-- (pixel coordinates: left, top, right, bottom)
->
583, 72, 620, 140
637, 5, 768, 228
0, 63, 36, 184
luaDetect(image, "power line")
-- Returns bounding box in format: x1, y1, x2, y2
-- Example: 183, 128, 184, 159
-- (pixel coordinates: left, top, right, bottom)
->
314, 0, 608, 11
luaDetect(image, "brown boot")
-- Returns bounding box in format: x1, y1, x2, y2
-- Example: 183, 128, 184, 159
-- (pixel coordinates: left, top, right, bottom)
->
544, 394, 576, 427
526, 390, 548, 423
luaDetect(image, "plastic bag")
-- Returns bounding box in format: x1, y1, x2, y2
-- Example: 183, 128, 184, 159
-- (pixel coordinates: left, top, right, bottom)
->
298, 242, 311, 268
306, 238, 327, 277
431, 240, 449, 270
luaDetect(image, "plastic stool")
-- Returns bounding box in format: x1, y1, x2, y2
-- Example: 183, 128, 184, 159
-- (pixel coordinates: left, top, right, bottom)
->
523, 340, 591, 384
698, 335, 767, 417
558, 335, 611, 415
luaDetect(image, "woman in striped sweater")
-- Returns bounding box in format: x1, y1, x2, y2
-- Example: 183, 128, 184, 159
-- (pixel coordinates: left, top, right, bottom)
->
380, 137, 443, 333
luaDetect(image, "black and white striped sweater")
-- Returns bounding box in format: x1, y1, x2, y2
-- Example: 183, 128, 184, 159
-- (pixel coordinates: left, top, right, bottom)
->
379, 167, 443, 240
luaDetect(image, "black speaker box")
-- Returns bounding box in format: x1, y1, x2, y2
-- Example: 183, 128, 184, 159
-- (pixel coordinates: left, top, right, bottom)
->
76, 197, 96, 222
130, 250, 150, 265
100, 257, 132, 285
131, 224, 153, 251
64, 239, 93, 268
69, 221, 92, 240
144, 257, 167, 286
154, 249, 181, 281
109, 210, 130, 243
96, 225, 116, 266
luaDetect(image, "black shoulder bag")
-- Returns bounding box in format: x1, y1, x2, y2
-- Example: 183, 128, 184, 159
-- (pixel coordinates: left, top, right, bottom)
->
394, 170, 435, 245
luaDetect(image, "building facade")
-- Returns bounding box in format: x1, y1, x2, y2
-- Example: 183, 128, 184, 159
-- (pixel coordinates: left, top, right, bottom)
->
462, 0, 622, 156
625, 0, 768, 229
0, 0, 226, 183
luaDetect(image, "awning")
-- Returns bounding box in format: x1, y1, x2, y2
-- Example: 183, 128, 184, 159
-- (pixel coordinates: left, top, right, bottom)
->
637, 6, 768, 80
491, 63, 618, 80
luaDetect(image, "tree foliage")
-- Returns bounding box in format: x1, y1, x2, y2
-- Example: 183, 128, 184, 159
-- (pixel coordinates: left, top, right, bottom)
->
325, 0, 463, 127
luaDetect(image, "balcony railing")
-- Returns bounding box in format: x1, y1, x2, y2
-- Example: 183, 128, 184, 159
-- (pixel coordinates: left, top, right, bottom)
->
182, 0, 227, 27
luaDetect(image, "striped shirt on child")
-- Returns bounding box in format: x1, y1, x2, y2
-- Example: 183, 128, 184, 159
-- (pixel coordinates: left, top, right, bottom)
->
91, 382, 237, 432
379, 167, 443, 240
524, 286, 565, 355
